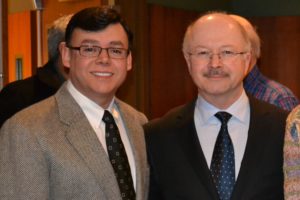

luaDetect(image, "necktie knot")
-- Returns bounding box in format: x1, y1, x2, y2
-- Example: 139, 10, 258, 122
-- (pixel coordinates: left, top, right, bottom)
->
215, 111, 232, 125
102, 110, 114, 124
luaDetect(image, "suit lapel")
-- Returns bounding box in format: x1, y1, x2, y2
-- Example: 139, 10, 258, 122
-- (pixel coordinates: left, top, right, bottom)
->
55, 84, 121, 199
176, 101, 219, 199
115, 99, 148, 200
231, 96, 272, 199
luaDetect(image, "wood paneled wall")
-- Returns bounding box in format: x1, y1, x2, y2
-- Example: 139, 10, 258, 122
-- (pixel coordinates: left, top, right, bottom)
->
148, 5, 198, 118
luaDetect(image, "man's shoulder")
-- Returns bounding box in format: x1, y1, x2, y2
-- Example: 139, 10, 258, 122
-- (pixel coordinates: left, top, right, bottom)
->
145, 101, 195, 130
249, 95, 289, 119
3, 96, 57, 126
0, 76, 38, 95
115, 98, 148, 124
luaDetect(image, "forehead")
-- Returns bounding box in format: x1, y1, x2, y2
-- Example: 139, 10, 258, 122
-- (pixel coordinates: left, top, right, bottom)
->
189, 15, 248, 50
70, 23, 129, 47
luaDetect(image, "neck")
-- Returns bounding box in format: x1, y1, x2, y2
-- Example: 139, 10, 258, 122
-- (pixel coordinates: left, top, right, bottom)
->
200, 87, 243, 110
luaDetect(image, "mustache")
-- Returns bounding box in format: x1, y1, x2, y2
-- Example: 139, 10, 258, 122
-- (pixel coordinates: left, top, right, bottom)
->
203, 68, 228, 77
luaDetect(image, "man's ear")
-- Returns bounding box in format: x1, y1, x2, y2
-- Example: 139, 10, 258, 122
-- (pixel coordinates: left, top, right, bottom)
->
126, 52, 132, 71
59, 42, 71, 69
183, 52, 192, 73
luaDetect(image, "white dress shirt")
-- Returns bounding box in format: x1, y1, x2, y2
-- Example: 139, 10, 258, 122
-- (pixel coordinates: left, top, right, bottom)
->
66, 80, 136, 189
194, 90, 250, 179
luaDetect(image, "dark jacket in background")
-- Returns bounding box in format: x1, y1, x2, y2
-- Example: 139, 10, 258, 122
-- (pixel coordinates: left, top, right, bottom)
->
0, 61, 64, 126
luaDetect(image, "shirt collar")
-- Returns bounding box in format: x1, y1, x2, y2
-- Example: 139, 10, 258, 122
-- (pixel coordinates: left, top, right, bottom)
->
196, 90, 250, 125
66, 80, 119, 127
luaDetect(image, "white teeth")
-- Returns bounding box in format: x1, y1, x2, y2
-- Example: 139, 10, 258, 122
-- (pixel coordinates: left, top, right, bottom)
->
92, 72, 112, 77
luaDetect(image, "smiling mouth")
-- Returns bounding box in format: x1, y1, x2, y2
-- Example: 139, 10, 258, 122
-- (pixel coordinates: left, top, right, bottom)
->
92, 72, 113, 77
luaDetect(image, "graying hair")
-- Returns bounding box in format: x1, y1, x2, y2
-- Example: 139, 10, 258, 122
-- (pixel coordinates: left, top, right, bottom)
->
229, 15, 261, 59
47, 14, 73, 61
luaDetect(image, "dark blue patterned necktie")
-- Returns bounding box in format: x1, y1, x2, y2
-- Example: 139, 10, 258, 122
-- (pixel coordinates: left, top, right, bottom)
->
102, 110, 135, 200
210, 111, 235, 200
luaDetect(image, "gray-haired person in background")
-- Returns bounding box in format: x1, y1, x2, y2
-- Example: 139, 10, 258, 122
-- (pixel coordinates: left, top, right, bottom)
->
0, 14, 72, 126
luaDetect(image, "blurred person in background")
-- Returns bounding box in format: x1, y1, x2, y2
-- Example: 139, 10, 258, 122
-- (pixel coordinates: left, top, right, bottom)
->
230, 14, 299, 111
0, 14, 72, 126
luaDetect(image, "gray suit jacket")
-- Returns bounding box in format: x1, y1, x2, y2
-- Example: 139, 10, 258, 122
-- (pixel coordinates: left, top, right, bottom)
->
0, 83, 149, 200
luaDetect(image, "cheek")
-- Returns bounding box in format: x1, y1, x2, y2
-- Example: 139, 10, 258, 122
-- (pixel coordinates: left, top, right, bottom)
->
189, 64, 206, 77
69, 58, 90, 76
240, 61, 250, 76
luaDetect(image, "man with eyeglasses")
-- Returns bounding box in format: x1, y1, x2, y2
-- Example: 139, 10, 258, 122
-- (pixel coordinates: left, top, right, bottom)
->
0, 7, 148, 200
144, 12, 288, 200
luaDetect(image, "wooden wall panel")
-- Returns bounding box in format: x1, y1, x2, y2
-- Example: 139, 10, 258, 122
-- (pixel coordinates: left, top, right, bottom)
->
149, 5, 198, 118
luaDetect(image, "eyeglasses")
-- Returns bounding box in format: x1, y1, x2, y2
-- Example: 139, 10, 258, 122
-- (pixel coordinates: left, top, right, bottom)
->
188, 50, 248, 64
67, 45, 129, 59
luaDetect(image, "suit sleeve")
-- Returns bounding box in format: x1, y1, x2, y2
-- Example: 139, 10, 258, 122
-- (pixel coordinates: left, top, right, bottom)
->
0, 118, 50, 199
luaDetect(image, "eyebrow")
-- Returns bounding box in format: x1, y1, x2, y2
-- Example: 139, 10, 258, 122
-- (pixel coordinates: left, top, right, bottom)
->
192, 45, 239, 50
80, 40, 126, 47
109, 41, 126, 47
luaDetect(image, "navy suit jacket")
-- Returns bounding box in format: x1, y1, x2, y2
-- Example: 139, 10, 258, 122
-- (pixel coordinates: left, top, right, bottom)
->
144, 96, 288, 200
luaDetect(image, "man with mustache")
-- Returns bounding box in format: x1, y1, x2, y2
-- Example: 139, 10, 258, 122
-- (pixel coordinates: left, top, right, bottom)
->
144, 12, 288, 200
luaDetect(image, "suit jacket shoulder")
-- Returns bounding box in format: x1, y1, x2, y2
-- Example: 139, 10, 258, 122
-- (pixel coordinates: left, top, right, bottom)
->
144, 101, 195, 133
115, 98, 148, 125
0, 84, 149, 200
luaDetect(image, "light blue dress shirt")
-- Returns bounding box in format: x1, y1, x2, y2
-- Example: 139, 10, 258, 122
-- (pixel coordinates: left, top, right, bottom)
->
194, 90, 250, 179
